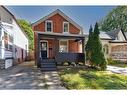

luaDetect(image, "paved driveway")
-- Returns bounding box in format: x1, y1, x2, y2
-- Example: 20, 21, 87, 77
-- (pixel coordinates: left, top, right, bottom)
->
0, 61, 65, 89
0, 61, 46, 89
107, 65, 127, 75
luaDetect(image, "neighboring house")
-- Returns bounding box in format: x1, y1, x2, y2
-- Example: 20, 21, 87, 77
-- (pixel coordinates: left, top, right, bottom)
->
85, 28, 127, 61
125, 32, 127, 39
0, 6, 29, 69
32, 9, 85, 67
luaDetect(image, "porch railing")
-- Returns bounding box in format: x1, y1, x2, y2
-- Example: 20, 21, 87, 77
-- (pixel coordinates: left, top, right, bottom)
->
55, 52, 85, 64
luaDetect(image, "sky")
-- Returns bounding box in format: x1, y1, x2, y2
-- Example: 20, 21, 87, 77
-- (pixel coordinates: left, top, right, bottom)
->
7, 6, 116, 32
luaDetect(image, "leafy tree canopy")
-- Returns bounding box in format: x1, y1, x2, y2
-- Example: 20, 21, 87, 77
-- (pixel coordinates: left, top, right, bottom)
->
99, 6, 127, 32
17, 19, 34, 51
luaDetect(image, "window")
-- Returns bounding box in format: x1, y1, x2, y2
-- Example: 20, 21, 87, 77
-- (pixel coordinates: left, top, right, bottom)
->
45, 21, 52, 32
0, 25, 2, 37
8, 44, 13, 51
4, 32, 13, 51
4, 41, 8, 49
9, 35, 13, 43
63, 22, 69, 33
4, 31, 8, 49
59, 40, 68, 52
4, 32, 8, 40
0, 26, 2, 46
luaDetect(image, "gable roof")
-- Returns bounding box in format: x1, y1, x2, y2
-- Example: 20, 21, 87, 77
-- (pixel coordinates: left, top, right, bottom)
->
32, 9, 83, 32
1, 6, 29, 39
98, 28, 126, 40
107, 28, 127, 40
99, 31, 113, 40
125, 32, 127, 39
106, 28, 120, 40
85, 28, 127, 41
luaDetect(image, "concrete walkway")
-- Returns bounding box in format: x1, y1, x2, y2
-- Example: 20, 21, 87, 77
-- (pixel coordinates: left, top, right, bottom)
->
0, 61, 65, 89
44, 71, 66, 89
107, 65, 127, 75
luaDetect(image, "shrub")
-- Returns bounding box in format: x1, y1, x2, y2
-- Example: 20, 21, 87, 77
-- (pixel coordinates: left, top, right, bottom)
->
70, 62, 76, 66
78, 62, 84, 66
62, 62, 69, 66
107, 58, 121, 64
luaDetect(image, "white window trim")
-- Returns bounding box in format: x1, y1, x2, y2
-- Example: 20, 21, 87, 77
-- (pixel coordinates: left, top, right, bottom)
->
40, 40, 49, 58
45, 20, 53, 32
63, 22, 69, 33
59, 39, 68, 53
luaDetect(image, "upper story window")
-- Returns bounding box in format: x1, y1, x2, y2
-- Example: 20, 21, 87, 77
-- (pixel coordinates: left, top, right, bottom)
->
4, 31, 13, 51
0, 25, 2, 37
63, 22, 69, 33
45, 20, 53, 32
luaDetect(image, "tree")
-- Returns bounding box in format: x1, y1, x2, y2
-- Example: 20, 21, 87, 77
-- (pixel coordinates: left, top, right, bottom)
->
91, 23, 107, 70
86, 23, 107, 70
99, 6, 127, 32
85, 25, 93, 61
17, 19, 34, 51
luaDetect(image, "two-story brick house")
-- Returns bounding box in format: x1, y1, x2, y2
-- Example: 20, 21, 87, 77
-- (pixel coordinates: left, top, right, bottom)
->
32, 9, 85, 68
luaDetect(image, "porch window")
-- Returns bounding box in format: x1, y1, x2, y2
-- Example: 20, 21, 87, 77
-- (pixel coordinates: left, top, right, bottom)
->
45, 21, 52, 32
59, 40, 68, 52
63, 22, 69, 33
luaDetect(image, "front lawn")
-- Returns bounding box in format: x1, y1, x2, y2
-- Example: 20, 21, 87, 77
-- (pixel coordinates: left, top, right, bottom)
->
59, 67, 127, 89
107, 59, 127, 68
109, 63, 127, 68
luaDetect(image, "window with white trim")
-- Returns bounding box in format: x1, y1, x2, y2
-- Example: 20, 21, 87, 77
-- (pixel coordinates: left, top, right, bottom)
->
59, 40, 68, 52
4, 31, 8, 49
0, 26, 2, 47
45, 21, 52, 32
63, 22, 69, 33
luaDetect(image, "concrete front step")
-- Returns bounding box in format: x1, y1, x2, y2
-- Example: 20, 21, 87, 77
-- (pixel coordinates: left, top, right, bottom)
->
41, 59, 55, 63
41, 62, 56, 65
41, 62, 57, 72
41, 68, 57, 72
41, 65, 56, 68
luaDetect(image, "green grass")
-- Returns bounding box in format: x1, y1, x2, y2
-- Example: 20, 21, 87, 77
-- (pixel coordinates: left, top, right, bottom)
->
109, 63, 127, 68
59, 67, 127, 89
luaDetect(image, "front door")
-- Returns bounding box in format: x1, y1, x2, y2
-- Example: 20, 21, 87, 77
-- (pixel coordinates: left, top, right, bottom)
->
41, 42, 48, 59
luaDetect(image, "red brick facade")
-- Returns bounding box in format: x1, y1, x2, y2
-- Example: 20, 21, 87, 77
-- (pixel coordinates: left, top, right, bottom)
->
33, 12, 82, 59
33, 14, 80, 34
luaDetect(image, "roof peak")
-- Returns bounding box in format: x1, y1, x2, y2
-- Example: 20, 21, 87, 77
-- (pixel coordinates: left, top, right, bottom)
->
32, 8, 83, 32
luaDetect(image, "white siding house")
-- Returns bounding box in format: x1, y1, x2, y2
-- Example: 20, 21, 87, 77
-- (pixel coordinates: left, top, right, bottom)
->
0, 6, 29, 69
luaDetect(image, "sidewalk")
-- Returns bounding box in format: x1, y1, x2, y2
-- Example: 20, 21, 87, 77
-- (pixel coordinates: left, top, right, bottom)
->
44, 71, 66, 89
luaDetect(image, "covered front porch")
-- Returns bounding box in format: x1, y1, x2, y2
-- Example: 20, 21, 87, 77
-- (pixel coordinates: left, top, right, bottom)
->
35, 32, 85, 68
